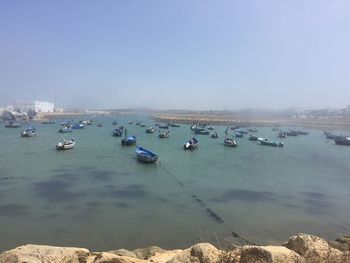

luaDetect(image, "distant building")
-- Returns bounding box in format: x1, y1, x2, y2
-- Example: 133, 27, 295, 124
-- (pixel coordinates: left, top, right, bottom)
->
7, 100, 55, 113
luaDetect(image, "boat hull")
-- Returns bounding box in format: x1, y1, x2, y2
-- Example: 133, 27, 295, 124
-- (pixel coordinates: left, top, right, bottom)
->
335, 137, 350, 146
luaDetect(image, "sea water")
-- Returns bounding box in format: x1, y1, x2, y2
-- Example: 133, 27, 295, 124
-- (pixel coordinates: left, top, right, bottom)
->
0, 115, 349, 251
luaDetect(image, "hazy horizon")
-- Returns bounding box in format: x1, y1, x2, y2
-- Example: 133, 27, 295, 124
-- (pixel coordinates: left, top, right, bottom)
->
1, 1, 349, 110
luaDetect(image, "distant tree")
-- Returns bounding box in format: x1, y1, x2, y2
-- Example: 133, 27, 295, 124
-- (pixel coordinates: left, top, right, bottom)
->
27, 109, 37, 119
1, 110, 15, 121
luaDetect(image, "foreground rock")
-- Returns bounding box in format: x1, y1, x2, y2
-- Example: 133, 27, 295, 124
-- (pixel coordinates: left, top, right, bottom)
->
0, 244, 89, 263
1, 234, 349, 263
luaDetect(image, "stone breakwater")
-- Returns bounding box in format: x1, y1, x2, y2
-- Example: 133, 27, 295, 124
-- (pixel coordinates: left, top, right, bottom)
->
1, 234, 349, 263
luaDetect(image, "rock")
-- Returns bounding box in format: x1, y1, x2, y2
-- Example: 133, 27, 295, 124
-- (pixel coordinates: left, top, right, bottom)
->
87, 252, 147, 263
148, 249, 183, 263
283, 233, 345, 263
107, 249, 137, 259
163, 243, 220, 263
238, 245, 305, 263
0, 244, 89, 263
329, 235, 350, 252
133, 246, 166, 260
190, 243, 221, 263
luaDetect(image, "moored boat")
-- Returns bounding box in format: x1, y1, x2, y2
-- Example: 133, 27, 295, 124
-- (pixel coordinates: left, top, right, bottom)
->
42, 120, 56, 124
113, 127, 123, 137
135, 146, 158, 163
334, 136, 350, 146
158, 124, 169, 129
145, 127, 155, 133
4, 121, 22, 128
258, 137, 284, 147
159, 130, 170, 138
72, 123, 85, 129
184, 137, 199, 150
21, 127, 38, 137
193, 127, 209, 135
58, 127, 72, 133
224, 135, 237, 147
249, 135, 258, 141
211, 132, 218, 138
278, 131, 286, 138
324, 131, 343, 140
121, 129, 137, 146
56, 139, 75, 150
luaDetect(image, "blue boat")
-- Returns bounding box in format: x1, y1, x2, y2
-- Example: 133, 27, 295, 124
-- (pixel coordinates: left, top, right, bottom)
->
121, 129, 137, 146
135, 146, 158, 163
58, 127, 72, 133
72, 123, 85, 129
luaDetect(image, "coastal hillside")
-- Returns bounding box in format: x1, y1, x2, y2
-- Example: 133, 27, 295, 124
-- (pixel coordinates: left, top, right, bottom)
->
1, 234, 349, 263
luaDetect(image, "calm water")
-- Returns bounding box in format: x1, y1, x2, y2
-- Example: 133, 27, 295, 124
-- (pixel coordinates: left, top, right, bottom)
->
0, 115, 349, 251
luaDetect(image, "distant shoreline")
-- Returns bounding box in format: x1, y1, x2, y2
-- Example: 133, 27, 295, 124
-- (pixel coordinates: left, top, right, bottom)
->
32, 111, 350, 132
152, 113, 350, 131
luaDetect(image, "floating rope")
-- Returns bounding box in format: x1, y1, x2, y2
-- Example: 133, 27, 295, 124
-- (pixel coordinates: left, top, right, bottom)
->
159, 163, 257, 246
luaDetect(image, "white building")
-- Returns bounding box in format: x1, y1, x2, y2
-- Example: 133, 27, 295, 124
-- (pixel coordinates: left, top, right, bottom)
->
8, 100, 54, 113
34, 101, 54, 113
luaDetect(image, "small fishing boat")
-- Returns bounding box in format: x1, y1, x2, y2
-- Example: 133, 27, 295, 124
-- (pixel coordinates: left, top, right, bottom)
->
4, 121, 22, 128
21, 127, 37, 137
224, 135, 237, 147
97, 122, 103, 127
334, 136, 350, 146
113, 127, 123, 137
211, 132, 218, 138
159, 131, 170, 138
169, 123, 180, 127
42, 120, 55, 124
122, 136, 137, 146
258, 137, 284, 147
145, 127, 155, 133
58, 127, 72, 133
140, 124, 146, 127
235, 132, 243, 138
112, 120, 118, 125
249, 135, 258, 141
294, 130, 309, 135
56, 139, 75, 150
72, 123, 85, 129
207, 126, 215, 130
135, 146, 159, 163
278, 131, 286, 138
324, 131, 342, 140
248, 128, 258, 132
286, 130, 298, 136
158, 124, 169, 129
184, 137, 199, 150
194, 127, 209, 135
121, 129, 137, 146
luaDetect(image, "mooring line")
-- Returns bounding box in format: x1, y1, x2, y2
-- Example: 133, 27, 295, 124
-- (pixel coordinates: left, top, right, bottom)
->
160, 164, 257, 246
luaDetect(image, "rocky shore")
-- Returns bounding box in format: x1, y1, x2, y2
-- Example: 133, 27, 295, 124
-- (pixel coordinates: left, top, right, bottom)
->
1, 234, 349, 263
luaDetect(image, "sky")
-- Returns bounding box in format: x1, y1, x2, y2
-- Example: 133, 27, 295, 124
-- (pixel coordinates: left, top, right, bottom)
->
0, 0, 349, 110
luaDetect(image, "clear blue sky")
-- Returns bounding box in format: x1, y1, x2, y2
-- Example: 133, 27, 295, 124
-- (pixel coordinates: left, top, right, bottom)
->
0, 0, 349, 110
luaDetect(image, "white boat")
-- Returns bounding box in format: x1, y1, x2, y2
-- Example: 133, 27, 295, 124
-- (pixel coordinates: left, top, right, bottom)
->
21, 127, 38, 137
56, 139, 75, 150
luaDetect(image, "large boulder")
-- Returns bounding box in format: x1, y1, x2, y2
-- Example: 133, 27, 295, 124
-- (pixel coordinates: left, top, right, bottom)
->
164, 243, 220, 263
328, 235, 350, 252
133, 246, 166, 260
238, 245, 305, 263
87, 252, 147, 263
283, 233, 345, 263
0, 244, 89, 263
